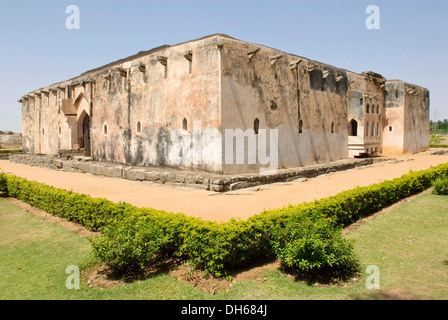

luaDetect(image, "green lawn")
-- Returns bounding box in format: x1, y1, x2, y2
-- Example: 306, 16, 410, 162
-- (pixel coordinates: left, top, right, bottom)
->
345, 193, 448, 300
1, 194, 447, 300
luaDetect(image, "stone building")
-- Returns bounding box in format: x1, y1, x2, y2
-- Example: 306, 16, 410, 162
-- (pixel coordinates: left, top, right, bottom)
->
18, 34, 429, 175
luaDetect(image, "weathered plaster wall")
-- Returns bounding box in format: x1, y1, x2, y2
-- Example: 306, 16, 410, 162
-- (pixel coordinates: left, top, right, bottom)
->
58, 88, 73, 151
21, 97, 35, 154
39, 91, 59, 155
19, 34, 430, 175
383, 81, 405, 154
219, 37, 348, 174
21, 84, 90, 156
403, 83, 430, 154
21, 36, 224, 173
382, 81, 429, 154
128, 38, 221, 172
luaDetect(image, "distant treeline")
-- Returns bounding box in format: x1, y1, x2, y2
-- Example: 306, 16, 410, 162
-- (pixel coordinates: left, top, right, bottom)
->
430, 120, 448, 132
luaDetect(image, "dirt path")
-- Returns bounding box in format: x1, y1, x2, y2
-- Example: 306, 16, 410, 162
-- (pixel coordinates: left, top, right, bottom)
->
1, 152, 447, 222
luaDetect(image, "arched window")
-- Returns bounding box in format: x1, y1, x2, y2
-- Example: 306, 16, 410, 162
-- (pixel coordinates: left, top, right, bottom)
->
376, 122, 380, 136
136, 121, 142, 134
103, 123, 108, 135
182, 118, 188, 131
366, 104, 370, 113
376, 105, 380, 114
349, 119, 358, 136
299, 119, 303, 134
331, 122, 335, 133
371, 121, 375, 136
254, 118, 260, 135
366, 122, 370, 137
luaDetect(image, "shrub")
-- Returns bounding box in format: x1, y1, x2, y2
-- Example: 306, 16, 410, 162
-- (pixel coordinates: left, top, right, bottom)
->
90, 214, 173, 273
270, 211, 359, 274
433, 178, 448, 195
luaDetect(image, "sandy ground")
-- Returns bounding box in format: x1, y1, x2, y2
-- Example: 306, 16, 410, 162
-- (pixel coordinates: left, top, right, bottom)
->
1, 152, 447, 223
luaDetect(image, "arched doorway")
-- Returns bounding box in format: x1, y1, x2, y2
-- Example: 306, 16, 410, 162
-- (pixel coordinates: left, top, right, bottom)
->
73, 93, 91, 156
81, 114, 91, 156
349, 119, 358, 136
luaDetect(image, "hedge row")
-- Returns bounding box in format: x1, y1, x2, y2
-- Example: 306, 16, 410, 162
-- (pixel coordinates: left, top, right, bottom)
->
89, 206, 359, 278
429, 144, 448, 148
1, 162, 447, 278
0, 149, 22, 154
1, 174, 133, 231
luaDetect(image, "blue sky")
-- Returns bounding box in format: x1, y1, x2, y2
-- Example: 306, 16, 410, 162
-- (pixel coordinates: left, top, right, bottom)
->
1, 0, 447, 132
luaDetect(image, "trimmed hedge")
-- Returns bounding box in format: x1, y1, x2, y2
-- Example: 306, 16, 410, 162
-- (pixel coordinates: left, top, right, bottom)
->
429, 144, 448, 148
1, 161, 448, 278
1, 175, 133, 231
0, 149, 22, 154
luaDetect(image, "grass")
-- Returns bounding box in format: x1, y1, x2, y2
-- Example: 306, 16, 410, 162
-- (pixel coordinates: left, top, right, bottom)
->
345, 193, 448, 300
0, 198, 208, 300
430, 132, 448, 148
1, 193, 448, 300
